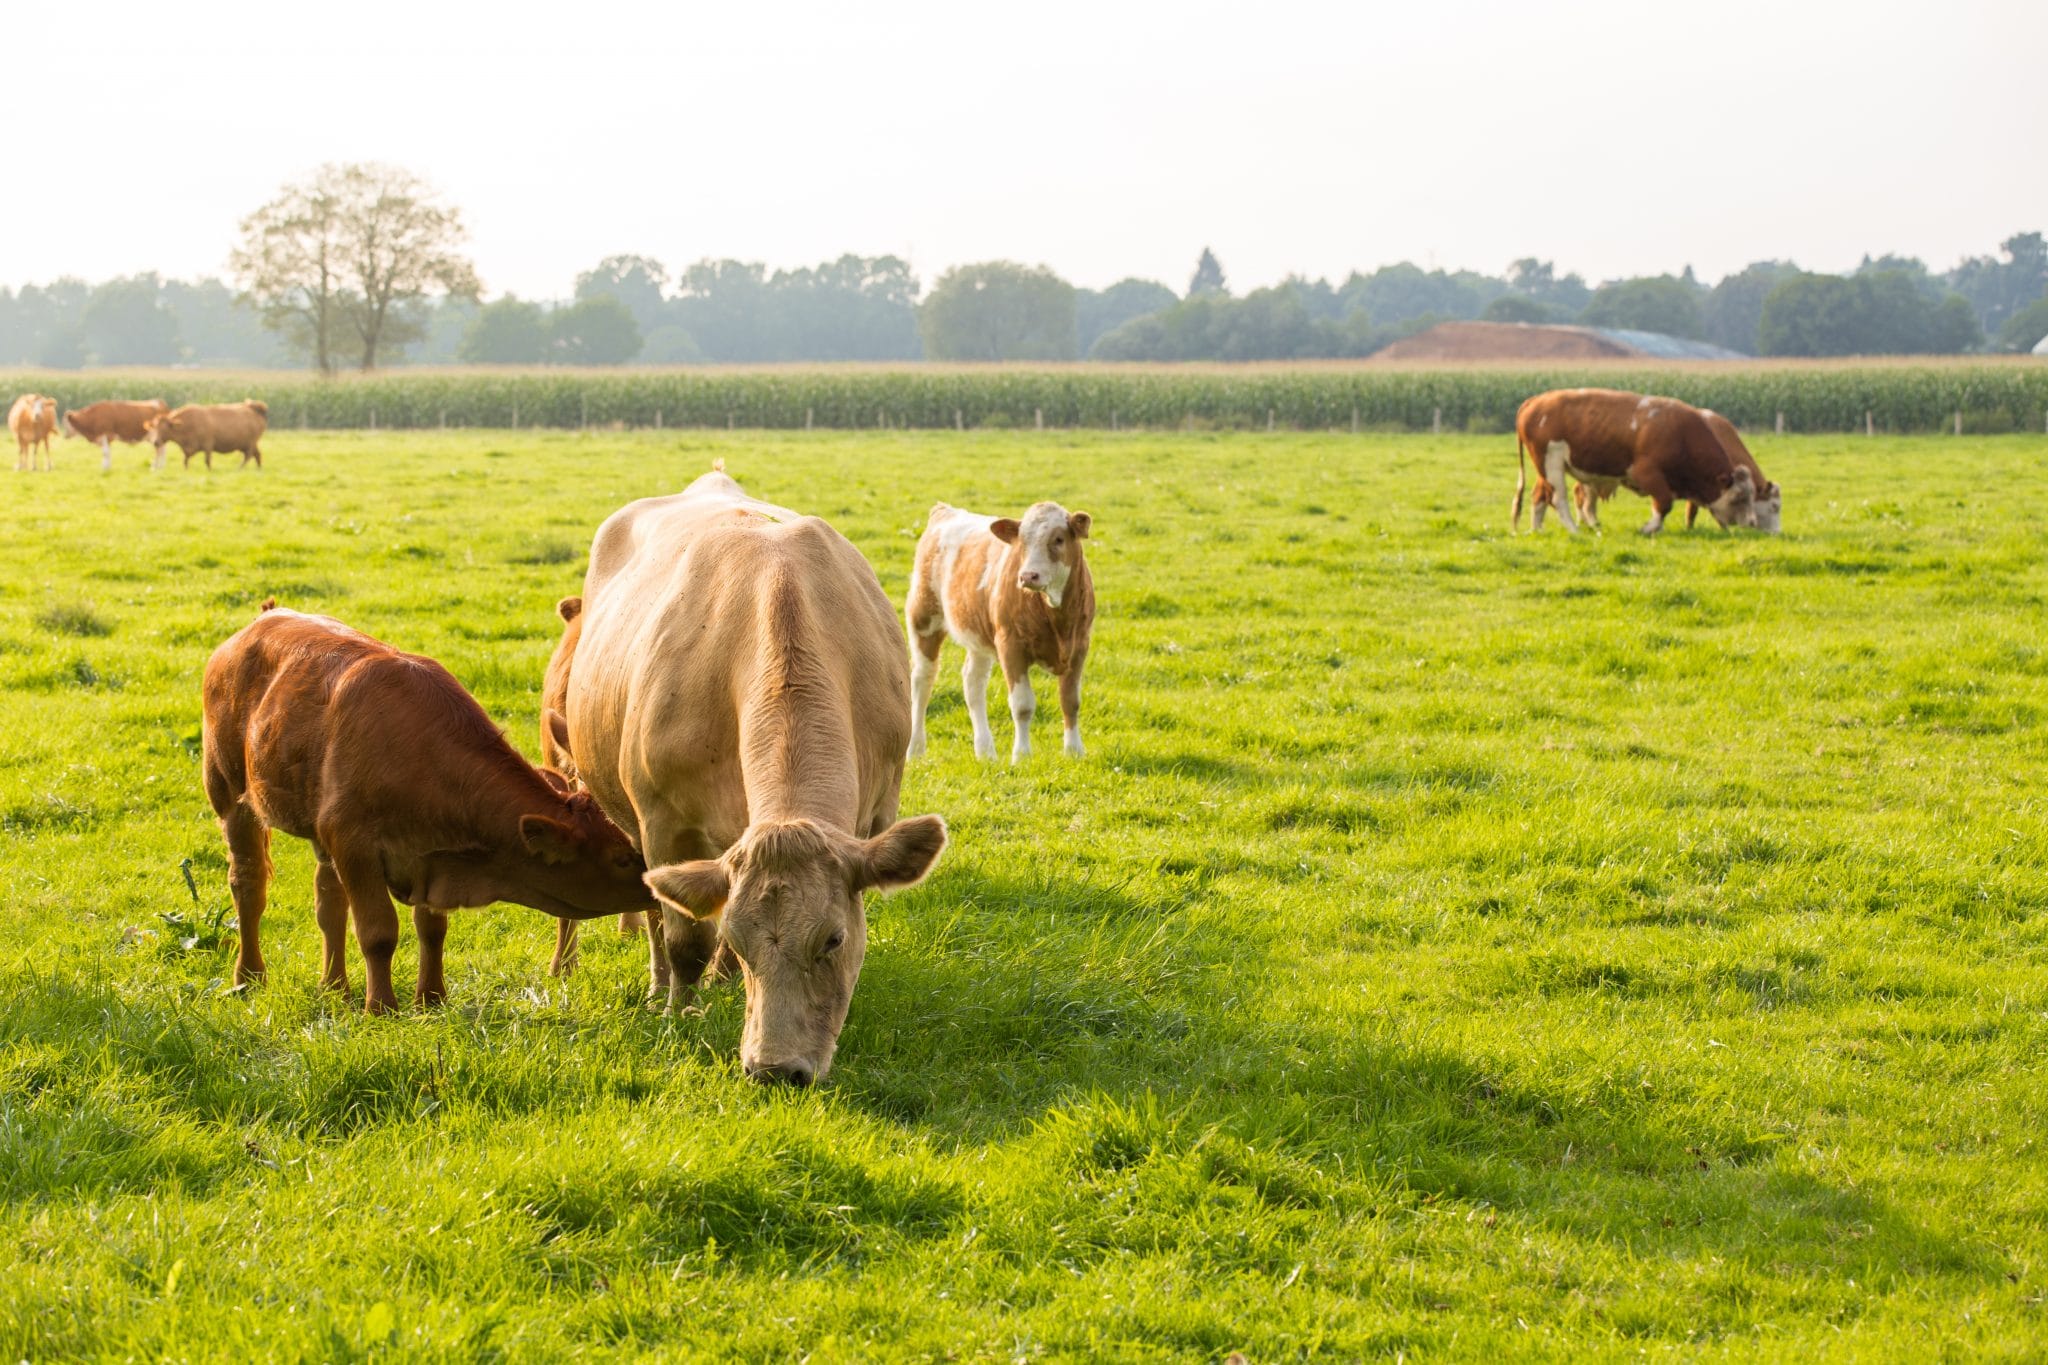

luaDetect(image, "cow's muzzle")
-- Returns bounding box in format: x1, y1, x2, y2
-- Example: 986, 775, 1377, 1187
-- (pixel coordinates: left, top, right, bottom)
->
746, 1059, 816, 1088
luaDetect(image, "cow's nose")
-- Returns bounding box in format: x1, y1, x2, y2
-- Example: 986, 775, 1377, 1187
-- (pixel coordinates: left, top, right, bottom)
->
1018, 572, 1042, 588
747, 1060, 814, 1088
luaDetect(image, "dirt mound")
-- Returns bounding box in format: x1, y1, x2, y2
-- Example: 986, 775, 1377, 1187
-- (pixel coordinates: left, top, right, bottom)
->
1373, 321, 1641, 363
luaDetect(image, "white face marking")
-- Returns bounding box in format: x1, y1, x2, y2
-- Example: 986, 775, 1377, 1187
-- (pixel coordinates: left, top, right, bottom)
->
1012, 504, 1075, 607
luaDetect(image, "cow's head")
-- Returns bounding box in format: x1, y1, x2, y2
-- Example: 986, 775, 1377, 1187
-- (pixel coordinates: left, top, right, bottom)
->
990, 502, 1092, 607
1702, 467, 1758, 529
143, 414, 172, 447
514, 789, 651, 917
1750, 480, 1783, 534
644, 814, 947, 1086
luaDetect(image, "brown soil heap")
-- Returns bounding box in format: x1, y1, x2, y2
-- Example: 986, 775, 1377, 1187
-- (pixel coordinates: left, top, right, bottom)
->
1373, 321, 1642, 363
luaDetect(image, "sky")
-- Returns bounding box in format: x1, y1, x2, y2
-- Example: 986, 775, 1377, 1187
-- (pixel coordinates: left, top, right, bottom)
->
15, 0, 2047, 299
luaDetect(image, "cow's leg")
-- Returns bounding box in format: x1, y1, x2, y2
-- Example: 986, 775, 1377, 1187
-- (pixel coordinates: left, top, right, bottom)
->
334, 851, 403, 1014
412, 906, 449, 1006
313, 852, 350, 994
100, 438, 112, 473
1685, 502, 1701, 529
639, 817, 724, 1010
1628, 465, 1675, 536
1003, 650, 1036, 764
550, 918, 579, 978
220, 803, 272, 988
906, 628, 942, 758
155, 443, 167, 471
962, 648, 998, 760
1058, 647, 1088, 757
1542, 442, 1580, 532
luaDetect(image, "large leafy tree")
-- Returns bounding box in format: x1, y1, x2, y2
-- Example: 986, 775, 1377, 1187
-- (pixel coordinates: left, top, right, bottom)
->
1188, 248, 1227, 298
1579, 276, 1706, 339
232, 164, 479, 371
458, 297, 550, 363
575, 255, 670, 336
81, 274, 182, 365
1704, 261, 1800, 354
1078, 278, 1177, 356
1949, 231, 2047, 337
918, 262, 1077, 361
1758, 271, 1982, 355
548, 296, 642, 365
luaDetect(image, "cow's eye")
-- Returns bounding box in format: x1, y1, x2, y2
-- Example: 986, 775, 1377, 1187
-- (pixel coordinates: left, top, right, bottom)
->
821, 929, 846, 956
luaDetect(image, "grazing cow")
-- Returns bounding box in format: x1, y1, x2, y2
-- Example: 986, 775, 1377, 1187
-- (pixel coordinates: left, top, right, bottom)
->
1513, 388, 1757, 535
1573, 406, 1783, 535
10, 395, 59, 471
147, 399, 268, 469
203, 604, 653, 1013
64, 398, 170, 472
540, 595, 647, 979
905, 501, 1096, 763
567, 464, 947, 1084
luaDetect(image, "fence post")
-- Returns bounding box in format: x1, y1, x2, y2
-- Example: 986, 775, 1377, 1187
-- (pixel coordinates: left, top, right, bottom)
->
369, 406, 377, 432
1351, 405, 1358, 434
1954, 411, 1962, 436
1432, 407, 1442, 435
438, 409, 446, 430
727, 412, 735, 430
512, 400, 519, 428
655, 408, 663, 430
805, 406, 814, 431
1775, 411, 1784, 435
581, 394, 588, 430
1865, 410, 1874, 437
955, 408, 964, 431
1112, 411, 1119, 432
1035, 408, 1043, 431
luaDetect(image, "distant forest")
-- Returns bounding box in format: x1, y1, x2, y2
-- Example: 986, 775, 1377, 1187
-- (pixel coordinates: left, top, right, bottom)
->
5, 236, 2044, 369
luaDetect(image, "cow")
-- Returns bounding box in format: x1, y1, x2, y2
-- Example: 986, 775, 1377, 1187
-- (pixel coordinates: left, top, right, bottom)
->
64, 398, 169, 472
905, 501, 1096, 763
147, 399, 268, 470
10, 395, 59, 471
540, 595, 647, 979
565, 463, 948, 1085
1512, 388, 1757, 535
203, 604, 654, 1014
1572, 406, 1783, 535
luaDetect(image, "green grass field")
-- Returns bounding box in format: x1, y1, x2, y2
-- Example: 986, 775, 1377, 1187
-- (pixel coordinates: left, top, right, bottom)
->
1, 428, 2044, 1360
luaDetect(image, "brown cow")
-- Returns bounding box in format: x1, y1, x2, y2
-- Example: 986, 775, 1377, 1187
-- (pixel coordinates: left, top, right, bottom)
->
540, 595, 647, 979
906, 501, 1096, 763
203, 604, 653, 1013
1572, 406, 1782, 534
10, 395, 59, 471
567, 464, 947, 1084
1513, 388, 1756, 535
147, 399, 268, 469
64, 398, 170, 472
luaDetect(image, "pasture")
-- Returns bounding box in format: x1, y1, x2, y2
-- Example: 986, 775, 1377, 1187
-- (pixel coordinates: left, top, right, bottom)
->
0, 427, 2044, 1359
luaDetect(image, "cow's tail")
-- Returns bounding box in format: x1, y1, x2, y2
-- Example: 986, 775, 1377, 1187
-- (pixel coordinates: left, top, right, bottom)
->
1510, 434, 1529, 533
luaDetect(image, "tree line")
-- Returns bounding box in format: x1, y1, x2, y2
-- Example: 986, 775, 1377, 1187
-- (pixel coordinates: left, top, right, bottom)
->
2, 164, 2042, 370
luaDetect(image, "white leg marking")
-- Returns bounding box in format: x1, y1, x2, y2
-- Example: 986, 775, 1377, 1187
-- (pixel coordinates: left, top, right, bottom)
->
962, 650, 997, 760
100, 438, 112, 473
907, 645, 937, 759
1543, 442, 1580, 533
1640, 507, 1667, 535
1063, 725, 1084, 758
1008, 677, 1035, 764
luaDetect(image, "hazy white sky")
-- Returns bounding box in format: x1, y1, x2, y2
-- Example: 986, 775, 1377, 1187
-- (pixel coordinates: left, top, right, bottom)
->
16, 0, 2046, 297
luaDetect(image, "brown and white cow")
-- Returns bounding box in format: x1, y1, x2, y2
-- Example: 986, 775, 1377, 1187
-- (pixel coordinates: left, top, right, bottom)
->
1573, 406, 1783, 534
10, 395, 59, 471
203, 604, 653, 1014
905, 501, 1096, 763
147, 399, 268, 469
1513, 388, 1756, 535
565, 464, 947, 1084
65, 398, 170, 472
540, 594, 648, 979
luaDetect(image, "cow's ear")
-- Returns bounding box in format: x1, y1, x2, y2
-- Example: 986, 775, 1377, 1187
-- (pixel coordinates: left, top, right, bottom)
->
556, 595, 582, 622
519, 814, 580, 865
645, 860, 729, 919
544, 707, 573, 759
990, 519, 1021, 544
537, 766, 575, 796
855, 814, 948, 894
1067, 511, 1092, 539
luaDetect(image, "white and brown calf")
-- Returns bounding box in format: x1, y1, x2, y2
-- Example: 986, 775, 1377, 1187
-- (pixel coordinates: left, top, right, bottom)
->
906, 501, 1096, 763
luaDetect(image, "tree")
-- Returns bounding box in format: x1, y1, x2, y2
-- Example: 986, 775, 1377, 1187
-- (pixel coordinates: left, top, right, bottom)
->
1758, 271, 1981, 356
548, 296, 642, 365
575, 255, 670, 336
1482, 294, 1566, 324
1339, 263, 1501, 328
1188, 248, 1226, 298
1580, 276, 1705, 339
163, 278, 287, 366
82, 274, 182, 365
458, 297, 550, 363
918, 262, 1077, 361
1949, 231, 2047, 336
1078, 278, 1177, 355
670, 260, 774, 362
1704, 261, 1799, 354
232, 163, 479, 372
1506, 258, 1591, 313
1997, 296, 2048, 352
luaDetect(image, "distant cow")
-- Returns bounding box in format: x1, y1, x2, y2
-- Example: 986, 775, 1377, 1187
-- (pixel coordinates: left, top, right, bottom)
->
540, 595, 646, 979
148, 399, 268, 469
1571, 406, 1783, 534
203, 605, 653, 1013
10, 395, 58, 471
568, 463, 948, 1084
1513, 388, 1756, 535
64, 398, 169, 471
906, 501, 1096, 762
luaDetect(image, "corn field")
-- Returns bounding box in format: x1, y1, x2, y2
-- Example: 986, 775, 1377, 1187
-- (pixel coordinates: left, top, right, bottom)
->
7, 364, 2047, 434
